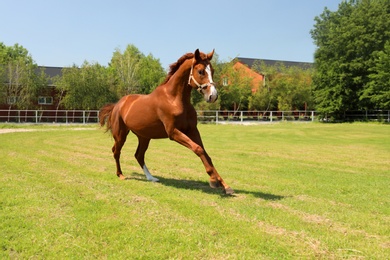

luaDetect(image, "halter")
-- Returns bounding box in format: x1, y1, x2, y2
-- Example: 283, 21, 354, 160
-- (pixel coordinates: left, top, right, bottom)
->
188, 61, 214, 93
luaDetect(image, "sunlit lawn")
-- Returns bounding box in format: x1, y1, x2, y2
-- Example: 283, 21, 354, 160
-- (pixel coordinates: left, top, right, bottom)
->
1, 123, 389, 258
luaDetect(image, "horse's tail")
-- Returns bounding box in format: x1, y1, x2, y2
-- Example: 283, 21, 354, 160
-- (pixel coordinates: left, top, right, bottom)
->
99, 103, 116, 133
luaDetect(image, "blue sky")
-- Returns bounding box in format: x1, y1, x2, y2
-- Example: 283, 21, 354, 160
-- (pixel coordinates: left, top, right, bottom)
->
1, 0, 341, 70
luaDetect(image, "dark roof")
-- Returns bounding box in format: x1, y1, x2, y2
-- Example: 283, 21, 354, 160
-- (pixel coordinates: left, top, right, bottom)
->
35, 66, 63, 85
236, 57, 313, 70
2, 66, 63, 85
37, 66, 63, 78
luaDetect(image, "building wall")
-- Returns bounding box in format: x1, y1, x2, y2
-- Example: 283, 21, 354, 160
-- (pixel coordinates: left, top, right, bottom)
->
232, 62, 264, 93
0, 86, 60, 110
0, 66, 62, 110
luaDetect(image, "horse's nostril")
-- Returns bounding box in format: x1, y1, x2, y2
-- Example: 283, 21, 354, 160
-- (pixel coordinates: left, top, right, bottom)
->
207, 94, 218, 103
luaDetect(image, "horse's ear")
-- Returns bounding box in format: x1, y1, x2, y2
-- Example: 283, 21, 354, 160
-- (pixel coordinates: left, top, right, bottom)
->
194, 49, 201, 61
207, 49, 215, 60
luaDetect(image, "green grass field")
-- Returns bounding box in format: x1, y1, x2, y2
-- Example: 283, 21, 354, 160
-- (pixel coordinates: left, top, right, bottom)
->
1, 123, 389, 259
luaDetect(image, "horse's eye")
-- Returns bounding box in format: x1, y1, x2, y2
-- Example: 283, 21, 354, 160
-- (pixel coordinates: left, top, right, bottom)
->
198, 70, 205, 75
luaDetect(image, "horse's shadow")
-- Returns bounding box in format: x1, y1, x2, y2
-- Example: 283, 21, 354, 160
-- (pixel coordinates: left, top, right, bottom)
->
127, 172, 285, 200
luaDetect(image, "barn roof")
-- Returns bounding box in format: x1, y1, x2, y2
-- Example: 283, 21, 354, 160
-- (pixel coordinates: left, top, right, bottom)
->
34, 66, 63, 85
36, 66, 62, 78
236, 57, 313, 70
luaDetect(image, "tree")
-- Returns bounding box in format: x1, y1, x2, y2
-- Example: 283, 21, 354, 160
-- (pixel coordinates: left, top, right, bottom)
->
272, 66, 313, 111
248, 86, 273, 111
0, 43, 6, 90
362, 41, 390, 109
109, 44, 142, 96
109, 44, 166, 96
137, 53, 166, 93
56, 62, 116, 110
217, 59, 252, 111
0, 43, 46, 109
311, 0, 390, 118
250, 61, 314, 111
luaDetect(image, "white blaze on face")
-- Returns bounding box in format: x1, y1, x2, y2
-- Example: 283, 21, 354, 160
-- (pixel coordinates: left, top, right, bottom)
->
205, 65, 213, 84
204, 65, 218, 102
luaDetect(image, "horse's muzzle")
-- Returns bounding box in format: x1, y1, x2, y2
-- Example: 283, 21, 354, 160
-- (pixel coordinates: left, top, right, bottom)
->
206, 85, 218, 103
208, 93, 218, 103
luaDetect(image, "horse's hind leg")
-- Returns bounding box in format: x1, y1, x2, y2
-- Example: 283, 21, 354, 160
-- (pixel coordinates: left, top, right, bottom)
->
135, 136, 159, 182
112, 129, 129, 180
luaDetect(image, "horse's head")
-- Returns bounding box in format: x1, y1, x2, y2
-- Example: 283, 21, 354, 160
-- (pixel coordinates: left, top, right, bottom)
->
188, 49, 218, 103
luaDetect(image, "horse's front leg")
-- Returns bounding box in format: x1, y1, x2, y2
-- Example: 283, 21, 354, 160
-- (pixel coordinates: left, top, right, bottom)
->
168, 127, 234, 195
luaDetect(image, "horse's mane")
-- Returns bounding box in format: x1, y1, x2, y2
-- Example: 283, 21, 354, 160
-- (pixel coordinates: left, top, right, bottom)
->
162, 52, 194, 84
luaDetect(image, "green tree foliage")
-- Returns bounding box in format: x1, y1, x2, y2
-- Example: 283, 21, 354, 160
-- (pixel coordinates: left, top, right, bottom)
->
110, 45, 142, 96
0, 43, 47, 109
109, 44, 165, 96
362, 41, 390, 109
56, 62, 117, 110
217, 60, 252, 111
56, 44, 165, 110
311, 0, 390, 118
137, 53, 166, 93
250, 62, 314, 111
248, 86, 272, 111
272, 67, 313, 111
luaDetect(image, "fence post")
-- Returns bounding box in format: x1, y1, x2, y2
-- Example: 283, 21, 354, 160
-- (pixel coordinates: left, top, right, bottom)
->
66, 111, 68, 124
35, 110, 38, 123
240, 111, 243, 123
18, 110, 20, 123
270, 111, 273, 122
216, 111, 218, 124
83, 111, 86, 124
311, 111, 314, 122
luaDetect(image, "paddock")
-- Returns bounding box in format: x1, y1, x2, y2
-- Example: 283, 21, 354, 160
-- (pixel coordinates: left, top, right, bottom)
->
1, 123, 389, 258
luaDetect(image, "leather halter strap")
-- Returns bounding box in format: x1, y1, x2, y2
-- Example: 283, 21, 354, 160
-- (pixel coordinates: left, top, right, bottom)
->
188, 61, 213, 93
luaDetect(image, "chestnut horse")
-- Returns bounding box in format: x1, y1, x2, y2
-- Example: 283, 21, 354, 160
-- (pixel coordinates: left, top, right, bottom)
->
99, 49, 233, 194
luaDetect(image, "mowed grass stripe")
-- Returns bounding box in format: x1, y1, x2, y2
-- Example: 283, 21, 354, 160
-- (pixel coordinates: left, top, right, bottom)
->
1, 123, 389, 258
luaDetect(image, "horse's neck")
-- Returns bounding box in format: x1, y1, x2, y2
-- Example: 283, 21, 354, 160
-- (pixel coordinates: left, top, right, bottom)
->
164, 61, 192, 103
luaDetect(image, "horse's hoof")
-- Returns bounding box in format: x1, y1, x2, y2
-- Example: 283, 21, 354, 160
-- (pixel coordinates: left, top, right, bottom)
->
209, 180, 221, 188
118, 174, 126, 180
224, 187, 234, 195
147, 176, 160, 182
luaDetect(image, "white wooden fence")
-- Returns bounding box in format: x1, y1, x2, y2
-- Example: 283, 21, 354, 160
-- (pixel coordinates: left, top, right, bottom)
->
0, 110, 388, 124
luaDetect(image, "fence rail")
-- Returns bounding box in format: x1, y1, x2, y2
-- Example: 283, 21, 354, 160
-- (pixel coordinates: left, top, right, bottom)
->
0, 109, 388, 124
197, 110, 317, 123
339, 110, 390, 122
0, 110, 99, 124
